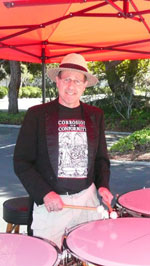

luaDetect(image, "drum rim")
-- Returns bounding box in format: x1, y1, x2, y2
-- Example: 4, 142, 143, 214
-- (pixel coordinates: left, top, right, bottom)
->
37, 236, 61, 266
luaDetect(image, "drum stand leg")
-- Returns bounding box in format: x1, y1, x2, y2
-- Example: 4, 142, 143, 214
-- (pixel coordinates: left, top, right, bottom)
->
61, 232, 84, 266
60, 250, 83, 266
6, 223, 20, 233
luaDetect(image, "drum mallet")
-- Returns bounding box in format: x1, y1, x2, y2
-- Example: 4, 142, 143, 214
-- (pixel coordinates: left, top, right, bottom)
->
63, 204, 111, 219
104, 201, 118, 219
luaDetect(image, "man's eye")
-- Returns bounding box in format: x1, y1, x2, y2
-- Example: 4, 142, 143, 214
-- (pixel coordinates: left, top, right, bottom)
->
62, 78, 83, 85
64, 78, 71, 83
74, 80, 81, 85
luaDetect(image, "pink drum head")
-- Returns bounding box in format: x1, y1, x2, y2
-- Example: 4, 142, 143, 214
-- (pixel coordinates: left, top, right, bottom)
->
0, 233, 60, 266
118, 188, 150, 216
66, 218, 150, 266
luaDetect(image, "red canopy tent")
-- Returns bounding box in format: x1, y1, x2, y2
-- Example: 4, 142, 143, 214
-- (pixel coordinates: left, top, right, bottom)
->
1, 0, 150, 100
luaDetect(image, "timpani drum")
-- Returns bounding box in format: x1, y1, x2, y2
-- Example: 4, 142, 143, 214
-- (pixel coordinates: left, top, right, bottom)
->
116, 188, 150, 217
64, 218, 150, 266
0, 233, 61, 266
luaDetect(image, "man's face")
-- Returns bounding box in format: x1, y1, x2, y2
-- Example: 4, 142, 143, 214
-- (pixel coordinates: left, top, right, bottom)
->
56, 70, 88, 108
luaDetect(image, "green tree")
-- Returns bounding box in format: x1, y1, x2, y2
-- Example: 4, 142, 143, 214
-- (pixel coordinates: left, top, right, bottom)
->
88, 59, 150, 120
45, 63, 59, 100
24, 62, 58, 100
0, 61, 7, 80
0, 60, 10, 81
104, 60, 139, 119
134, 59, 150, 109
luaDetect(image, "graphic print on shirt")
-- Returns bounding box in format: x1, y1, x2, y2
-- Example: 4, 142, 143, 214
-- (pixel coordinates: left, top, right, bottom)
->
58, 119, 88, 178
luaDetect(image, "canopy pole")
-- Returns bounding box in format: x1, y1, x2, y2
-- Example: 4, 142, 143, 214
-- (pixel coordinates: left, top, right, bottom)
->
42, 47, 46, 104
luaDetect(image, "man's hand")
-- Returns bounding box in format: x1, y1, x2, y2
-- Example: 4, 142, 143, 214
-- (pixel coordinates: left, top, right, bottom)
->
98, 187, 113, 205
43, 191, 64, 212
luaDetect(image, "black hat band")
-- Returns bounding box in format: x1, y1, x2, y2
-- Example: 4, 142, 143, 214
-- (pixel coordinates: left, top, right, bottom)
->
59, 63, 88, 72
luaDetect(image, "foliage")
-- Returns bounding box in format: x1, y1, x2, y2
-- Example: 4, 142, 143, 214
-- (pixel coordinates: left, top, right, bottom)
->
46, 63, 59, 100
135, 59, 150, 94
0, 84, 57, 100
0, 65, 7, 80
104, 60, 138, 120
110, 128, 150, 153
23, 63, 58, 100
119, 108, 150, 131
87, 61, 109, 95
46, 84, 58, 100
88, 59, 150, 120
90, 97, 150, 132
19, 86, 42, 98
21, 64, 34, 87
0, 111, 26, 125
0, 86, 8, 98
25, 62, 42, 76
88, 61, 105, 82
0, 60, 10, 80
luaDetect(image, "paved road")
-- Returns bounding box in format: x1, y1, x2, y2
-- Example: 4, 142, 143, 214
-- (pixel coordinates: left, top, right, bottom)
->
0, 125, 150, 233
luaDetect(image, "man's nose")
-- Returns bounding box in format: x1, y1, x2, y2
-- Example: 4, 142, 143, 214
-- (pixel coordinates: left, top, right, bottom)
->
68, 80, 75, 87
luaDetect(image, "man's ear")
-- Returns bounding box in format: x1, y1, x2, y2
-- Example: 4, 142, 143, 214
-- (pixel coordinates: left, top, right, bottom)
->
56, 76, 59, 87
83, 80, 88, 91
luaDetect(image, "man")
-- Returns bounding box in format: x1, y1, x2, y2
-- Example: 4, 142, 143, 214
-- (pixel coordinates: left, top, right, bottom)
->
13, 53, 113, 248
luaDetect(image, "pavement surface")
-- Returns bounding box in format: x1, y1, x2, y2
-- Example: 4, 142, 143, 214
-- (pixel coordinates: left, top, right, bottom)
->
0, 98, 150, 234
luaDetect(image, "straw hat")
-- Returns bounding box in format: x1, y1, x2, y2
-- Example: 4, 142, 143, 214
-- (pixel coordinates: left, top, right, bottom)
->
47, 53, 98, 87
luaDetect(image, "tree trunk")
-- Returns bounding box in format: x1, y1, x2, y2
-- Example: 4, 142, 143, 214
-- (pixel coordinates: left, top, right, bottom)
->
8, 61, 21, 113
